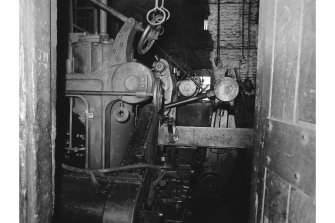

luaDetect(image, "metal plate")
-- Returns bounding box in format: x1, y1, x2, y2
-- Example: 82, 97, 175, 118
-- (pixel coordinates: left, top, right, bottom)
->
288, 187, 315, 223
263, 170, 290, 223
103, 182, 142, 223
264, 119, 315, 197
176, 101, 213, 127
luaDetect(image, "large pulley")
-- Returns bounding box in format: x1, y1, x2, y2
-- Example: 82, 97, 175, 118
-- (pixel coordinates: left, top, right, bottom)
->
214, 77, 239, 102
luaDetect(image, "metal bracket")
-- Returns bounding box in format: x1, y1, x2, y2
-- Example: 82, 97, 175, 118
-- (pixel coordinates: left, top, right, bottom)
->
87, 112, 94, 119
138, 76, 148, 91
163, 120, 179, 143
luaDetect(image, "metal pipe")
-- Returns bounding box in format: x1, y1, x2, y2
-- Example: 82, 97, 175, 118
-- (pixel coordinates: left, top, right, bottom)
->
69, 0, 73, 33
88, 0, 128, 23
66, 90, 153, 97
216, 0, 220, 61
165, 91, 215, 109
242, 0, 245, 57
93, 8, 98, 33
247, 0, 252, 77
99, 0, 107, 34
69, 97, 73, 149
67, 0, 74, 71
73, 24, 92, 34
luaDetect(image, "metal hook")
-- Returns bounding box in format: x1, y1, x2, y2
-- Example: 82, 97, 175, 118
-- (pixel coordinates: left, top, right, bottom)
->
146, 0, 166, 26
160, 0, 170, 21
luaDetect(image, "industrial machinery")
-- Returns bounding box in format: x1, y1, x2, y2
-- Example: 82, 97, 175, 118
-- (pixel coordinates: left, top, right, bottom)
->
55, 1, 253, 222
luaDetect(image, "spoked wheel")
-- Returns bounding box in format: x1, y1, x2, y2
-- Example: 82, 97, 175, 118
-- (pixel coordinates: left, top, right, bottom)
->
137, 24, 162, 55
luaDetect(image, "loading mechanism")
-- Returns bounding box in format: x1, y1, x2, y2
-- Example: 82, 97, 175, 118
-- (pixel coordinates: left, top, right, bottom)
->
55, 1, 254, 222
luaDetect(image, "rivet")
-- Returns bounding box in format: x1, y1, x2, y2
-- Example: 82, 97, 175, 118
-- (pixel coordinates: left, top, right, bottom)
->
113, 49, 116, 53
116, 56, 119, 60
294, 172, 300, 181
265, 156, 271, 165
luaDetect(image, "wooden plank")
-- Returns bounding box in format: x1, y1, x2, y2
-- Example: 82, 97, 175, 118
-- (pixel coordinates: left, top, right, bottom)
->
264, 119, 315, 198
297, 0, 315, 124
270, 0, 303, 122
288, 187, 315, 223
263, 170, 290, 223
158, 126, 254, 148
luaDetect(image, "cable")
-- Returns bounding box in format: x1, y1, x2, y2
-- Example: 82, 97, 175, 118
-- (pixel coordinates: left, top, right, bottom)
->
147, 170, 167, 205
62, 163, 161, 174
99, 163, 161, 173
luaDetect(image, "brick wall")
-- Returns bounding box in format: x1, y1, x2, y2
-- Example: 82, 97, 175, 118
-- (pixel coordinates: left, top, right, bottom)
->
207, 0, 259, 83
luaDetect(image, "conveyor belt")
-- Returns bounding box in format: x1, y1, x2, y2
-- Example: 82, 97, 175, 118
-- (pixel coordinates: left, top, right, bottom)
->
122, 104, 159, 165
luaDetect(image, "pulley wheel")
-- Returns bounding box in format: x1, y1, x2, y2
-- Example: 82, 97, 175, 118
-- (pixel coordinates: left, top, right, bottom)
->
111, 62, 154, 104
152, 80, 163, 111
214, 77, 239, 101
113, 107, 130, 123
178, 79, 198, 97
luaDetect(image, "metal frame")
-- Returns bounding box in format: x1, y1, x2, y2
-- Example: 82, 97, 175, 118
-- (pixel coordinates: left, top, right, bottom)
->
66, 95, 90, 169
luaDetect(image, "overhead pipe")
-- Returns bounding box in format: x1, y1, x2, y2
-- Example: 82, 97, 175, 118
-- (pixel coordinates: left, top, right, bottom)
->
66, 90, 153, 97
242, 0, 245, 57
88, 0, 144, 32
99, 0, 107, 34
247, 0, 252, 79
69, 0, 73, 33
88, 0, 128, 23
